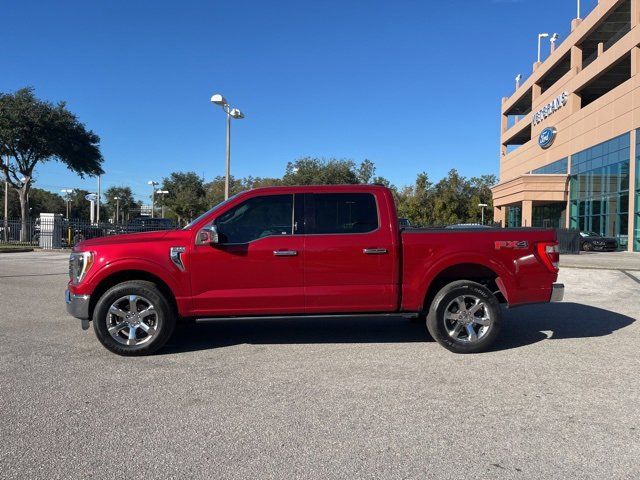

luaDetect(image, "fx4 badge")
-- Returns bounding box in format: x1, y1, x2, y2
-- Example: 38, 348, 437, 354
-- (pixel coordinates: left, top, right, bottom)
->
495, 240, 529, 250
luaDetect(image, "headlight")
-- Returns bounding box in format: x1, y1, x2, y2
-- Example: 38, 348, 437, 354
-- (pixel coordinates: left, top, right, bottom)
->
69, 251, 95, 284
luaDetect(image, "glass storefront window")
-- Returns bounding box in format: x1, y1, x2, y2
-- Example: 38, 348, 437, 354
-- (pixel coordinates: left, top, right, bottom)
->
635, 130, 640, 252
569, 133, 630, 250
506, 204, 522, 228
531, 158, 568, 174
532, 203, 565, 228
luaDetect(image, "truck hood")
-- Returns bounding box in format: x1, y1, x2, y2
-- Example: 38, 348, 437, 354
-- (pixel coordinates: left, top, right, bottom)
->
76, 230, 171, 249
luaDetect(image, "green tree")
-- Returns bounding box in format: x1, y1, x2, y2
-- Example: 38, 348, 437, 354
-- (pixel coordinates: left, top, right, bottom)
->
357, 159, 376, 184
160, 172, 207, 224
395, 172, 434, 226
67, 189, 92, 220
431, 169, 471, 225
282, 157, 360, 185
0, 88, 103, 239
0, 182, 20, 218
468, 174, 497, 224
29, 188, 65, 216
103, 186, 137, 223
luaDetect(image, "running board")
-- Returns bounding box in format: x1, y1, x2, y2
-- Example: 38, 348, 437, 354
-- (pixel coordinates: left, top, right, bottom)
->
195, 312, 420, 322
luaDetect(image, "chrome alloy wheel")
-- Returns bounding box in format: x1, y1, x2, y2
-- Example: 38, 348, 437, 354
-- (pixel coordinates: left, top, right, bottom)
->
106, 295, 159, 346
443, 295, 492, 343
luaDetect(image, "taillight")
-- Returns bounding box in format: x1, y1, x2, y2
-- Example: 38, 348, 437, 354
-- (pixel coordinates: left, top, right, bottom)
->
536, 242, 559, 272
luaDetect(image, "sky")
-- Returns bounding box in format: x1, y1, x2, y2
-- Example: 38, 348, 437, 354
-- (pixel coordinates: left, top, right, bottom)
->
1, 0, 598, 203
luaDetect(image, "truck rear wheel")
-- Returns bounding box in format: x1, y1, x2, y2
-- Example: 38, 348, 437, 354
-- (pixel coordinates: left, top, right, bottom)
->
426, 280, 501, 354
92, 280, 176, 356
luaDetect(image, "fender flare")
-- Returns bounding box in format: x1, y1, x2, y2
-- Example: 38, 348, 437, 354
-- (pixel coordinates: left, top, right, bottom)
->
417, 252, 515, 306
84, 257, 190, 315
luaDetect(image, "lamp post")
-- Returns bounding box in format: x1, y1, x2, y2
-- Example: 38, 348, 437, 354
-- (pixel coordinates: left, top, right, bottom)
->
61, 189, 74, 218
577, 0, 581, 20
537, 33, 549, 63
156, 190, 169, 218
3, 157, 8, 242
113, 196, 120, 224
211, 93, 245, 200
478, 203, 488, 225
147, 180, 159, 218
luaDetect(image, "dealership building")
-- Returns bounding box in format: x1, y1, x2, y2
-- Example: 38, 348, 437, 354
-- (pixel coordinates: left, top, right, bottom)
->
492, 0, 640, 251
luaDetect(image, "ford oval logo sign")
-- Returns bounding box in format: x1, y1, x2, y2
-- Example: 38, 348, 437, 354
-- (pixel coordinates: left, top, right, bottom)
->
538, 127, 557, 149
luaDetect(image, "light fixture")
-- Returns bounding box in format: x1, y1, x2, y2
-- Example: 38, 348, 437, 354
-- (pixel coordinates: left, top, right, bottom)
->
210, 93, 245, 200
537, 33, 549, 63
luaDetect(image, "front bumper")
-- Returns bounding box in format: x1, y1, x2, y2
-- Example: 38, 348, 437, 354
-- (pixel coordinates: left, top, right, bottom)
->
550, 283, 564, 302
65, 289, 91, 320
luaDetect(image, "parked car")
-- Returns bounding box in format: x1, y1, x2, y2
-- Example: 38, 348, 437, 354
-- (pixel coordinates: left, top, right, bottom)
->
66, 185, 563, 356
398, 218, 413, 229
126, 217, 175, 232
446, 223, 492, 229
579, 231, 618, 251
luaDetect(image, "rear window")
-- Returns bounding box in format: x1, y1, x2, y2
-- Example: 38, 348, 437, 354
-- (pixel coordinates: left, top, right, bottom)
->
312, 193, 378, 234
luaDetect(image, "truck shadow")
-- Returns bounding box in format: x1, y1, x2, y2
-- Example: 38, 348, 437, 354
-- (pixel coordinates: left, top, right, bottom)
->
160, 302, 634, 354
493, 302, 635, 351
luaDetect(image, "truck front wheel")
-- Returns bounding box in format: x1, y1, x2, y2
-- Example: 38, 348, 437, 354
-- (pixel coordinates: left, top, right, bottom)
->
92, 280, 176, 356
426, 280, 501, 354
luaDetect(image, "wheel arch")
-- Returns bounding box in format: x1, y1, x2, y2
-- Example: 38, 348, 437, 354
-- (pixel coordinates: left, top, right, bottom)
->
422, 262, 505, 314
88, 270, 179, 321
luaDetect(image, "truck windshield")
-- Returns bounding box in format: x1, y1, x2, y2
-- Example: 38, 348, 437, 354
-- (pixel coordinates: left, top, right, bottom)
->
183, 195, 237, 230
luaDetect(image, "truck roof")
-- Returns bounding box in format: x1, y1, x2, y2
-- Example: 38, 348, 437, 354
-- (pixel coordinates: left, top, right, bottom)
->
246, 184, 391, 195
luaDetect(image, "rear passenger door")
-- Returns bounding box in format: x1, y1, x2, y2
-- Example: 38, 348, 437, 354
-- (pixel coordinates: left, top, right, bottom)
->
303, 192, 398, 313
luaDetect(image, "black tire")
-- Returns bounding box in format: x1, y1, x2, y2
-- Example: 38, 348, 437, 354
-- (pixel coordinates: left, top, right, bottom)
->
582, 242, 593, 251
92, 280, 176, 356
426, 280, 501, 354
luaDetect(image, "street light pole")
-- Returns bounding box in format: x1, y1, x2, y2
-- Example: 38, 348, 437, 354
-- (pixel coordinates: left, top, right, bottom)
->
537, 33, 549, 63
113, 196, 120, 224
97, 175, 101, 223
478, 203, 488, 225
3, 157, 8, 242
147, 181, 158, 218
225, 111, 231, 200
156, 190, 169, 218
61, 189, 74, 218
577, 0, 581, 20
211, 94, 245, 200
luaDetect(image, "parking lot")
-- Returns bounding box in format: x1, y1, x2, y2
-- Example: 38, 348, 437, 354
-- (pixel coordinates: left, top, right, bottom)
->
1, 251, 639, 479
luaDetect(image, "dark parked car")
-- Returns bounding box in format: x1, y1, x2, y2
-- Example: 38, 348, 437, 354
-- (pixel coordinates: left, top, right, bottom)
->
398, 218, 413, 229
126, 217, 175, 232
579, 232, 618, 251
445, 223, 492, 229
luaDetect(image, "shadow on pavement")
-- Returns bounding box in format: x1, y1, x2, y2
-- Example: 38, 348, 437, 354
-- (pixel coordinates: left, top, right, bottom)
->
160, 302, 634, 355
494, 302, 635, 351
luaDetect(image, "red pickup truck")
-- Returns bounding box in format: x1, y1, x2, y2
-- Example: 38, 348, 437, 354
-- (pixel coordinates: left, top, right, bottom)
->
66, 185, 563, 355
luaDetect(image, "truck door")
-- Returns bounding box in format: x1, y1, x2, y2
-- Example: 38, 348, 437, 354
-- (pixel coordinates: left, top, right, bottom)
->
189, 193, 305, 316
303, 192, 398, 313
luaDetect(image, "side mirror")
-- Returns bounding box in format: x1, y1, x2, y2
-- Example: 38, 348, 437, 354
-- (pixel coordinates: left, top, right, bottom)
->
195, 224, 219, 245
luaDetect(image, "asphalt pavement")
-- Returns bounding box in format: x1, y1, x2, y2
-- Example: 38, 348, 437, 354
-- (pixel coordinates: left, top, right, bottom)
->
0, 251, 639, 479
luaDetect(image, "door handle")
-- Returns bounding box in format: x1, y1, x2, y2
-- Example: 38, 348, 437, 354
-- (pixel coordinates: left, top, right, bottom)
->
274, 250, 298, 256
363, 248, 388, 255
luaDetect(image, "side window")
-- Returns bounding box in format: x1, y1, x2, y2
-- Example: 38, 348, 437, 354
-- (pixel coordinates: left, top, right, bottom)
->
312, 193, 378, 234
215, 195, 293, 243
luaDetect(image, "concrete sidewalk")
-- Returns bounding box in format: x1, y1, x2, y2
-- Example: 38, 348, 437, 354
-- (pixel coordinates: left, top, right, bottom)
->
560, 251, 640, 271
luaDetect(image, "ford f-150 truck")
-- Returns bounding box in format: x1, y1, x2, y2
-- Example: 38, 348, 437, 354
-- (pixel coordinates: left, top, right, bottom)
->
66, 185, 563, 355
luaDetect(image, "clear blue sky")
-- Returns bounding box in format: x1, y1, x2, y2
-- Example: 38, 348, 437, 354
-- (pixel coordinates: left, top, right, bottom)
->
2, 0, 597, 203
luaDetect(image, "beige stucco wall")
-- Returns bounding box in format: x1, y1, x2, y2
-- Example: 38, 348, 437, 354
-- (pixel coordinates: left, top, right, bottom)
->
493, 0, 640, 250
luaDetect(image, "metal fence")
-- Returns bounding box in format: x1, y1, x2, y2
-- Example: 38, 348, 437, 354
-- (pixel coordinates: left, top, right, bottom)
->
1, 216, 178, 249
